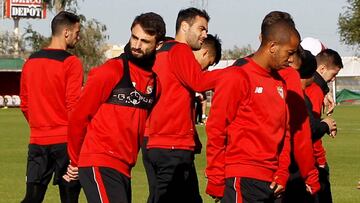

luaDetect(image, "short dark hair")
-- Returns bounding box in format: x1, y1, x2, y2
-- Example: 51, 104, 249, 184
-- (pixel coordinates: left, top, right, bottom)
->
298, 48, 317, 79
203, 34, 222, 65
131, 12, 166, 42
51, 11, 80, 36
260, 11, 299, 45
316, 49, 343, 69
175, 7, 210, 33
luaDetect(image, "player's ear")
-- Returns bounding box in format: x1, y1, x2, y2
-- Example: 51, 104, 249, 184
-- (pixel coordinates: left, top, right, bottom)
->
318, 64, 327, 74
156, 40, 164, 50
269, 41, 278, 54
181, 21, 190, 33
258, 33, 262, 43
202, 49, 208, 57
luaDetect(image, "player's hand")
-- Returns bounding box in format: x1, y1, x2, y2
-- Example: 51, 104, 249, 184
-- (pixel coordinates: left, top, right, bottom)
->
324, 93, 335, 116
270, 182, 284, 198
305, 184, 313, 194
66, 164, 79, 180
62, 174, 71, 182
321, 117, 337, 138
211, 195, 221, 203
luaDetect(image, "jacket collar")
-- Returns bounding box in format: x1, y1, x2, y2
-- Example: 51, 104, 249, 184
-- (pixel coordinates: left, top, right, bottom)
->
314, 71, 329, 94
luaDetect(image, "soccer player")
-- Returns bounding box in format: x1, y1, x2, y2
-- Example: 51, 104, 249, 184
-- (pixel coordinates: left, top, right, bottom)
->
20, 11, 83, 203
142, 33, 222, 203
305, 48, 343, 203
206, 11, 299, 203
145, 7, 221, 203
280, 48, 320, 203
66, 12, 165, 203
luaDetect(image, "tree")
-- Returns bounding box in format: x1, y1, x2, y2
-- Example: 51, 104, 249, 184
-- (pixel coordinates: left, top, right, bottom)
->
22, 16, 108, 72
70, 17, 108, 72
44, 0, 82, 13
0, 31, 28, 58
338, 0, 360, 51
221, 44, 254, 60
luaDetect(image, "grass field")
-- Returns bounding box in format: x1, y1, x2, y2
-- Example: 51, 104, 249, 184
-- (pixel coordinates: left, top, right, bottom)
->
0, 106, 360, 203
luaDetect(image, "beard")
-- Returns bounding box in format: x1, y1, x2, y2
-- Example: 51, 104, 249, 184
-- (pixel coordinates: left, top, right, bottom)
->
186, 32, 202, 50
124, 43, 156, 70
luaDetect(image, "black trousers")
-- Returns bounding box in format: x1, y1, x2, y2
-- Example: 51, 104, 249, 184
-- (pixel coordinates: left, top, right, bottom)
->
280, 171, 317, 203
79, 167, 131, 203
142, 137, 157, 203
222, 177, 276, 203
148, 148, 202, 203
21, 143, 81, 203
316, 164, 332, 203
195, 99, 203, 123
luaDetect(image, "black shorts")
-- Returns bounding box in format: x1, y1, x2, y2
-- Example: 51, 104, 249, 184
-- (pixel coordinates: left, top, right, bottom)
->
79, 166, 131, 203
25, 143, 69, 186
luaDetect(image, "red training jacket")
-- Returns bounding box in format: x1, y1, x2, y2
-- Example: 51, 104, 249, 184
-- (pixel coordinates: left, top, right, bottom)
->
279, 67, 320, 193
67, 57, 155, 177
20, 49, 83, 145
146, 41, 220, 150
206, 58, 291, 197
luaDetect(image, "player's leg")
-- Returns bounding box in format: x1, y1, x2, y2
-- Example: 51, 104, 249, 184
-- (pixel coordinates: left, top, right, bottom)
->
79, 166, 131, 203
222, 177, 276, 203
142, 136, 157, 203
148, 148, 195, 203
21, 144, 53, 203
51, 143, 81, 203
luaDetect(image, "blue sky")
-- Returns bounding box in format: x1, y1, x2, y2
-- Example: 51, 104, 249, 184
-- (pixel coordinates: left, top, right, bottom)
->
1, 0, 357, 56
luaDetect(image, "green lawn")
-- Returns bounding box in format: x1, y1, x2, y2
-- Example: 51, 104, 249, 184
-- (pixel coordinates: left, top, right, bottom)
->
0, 106, 359, 202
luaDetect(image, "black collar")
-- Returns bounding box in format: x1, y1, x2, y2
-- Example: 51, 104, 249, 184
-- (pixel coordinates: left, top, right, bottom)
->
314, 71, 330, 94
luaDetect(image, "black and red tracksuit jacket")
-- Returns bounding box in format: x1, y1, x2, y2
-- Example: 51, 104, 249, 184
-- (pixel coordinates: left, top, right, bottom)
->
68, 48, 157, 177
146, 41, 220, 150
20, 49, 83, 145
206, 58, 291, 197
279, 67, 320, 193
305, 72, 329, 166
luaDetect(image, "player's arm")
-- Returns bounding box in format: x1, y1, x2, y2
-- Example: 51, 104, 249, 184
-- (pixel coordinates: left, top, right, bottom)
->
272, 105, 291, 197
67, 60, 123, 167
206, 69, 246, 198
170, 44, 222, 92
64, 56, 84, 113
19, 63, 29, 121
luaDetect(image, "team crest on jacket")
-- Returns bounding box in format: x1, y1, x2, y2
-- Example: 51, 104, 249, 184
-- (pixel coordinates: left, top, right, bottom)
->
277, 86, 284, 99
146, 85, 153, 94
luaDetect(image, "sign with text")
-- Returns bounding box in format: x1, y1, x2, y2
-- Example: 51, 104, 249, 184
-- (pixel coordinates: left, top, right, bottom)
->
4, 0, 47, 19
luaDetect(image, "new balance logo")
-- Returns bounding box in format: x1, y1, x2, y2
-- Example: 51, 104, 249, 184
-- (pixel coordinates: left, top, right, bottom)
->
254, 87, 263, 93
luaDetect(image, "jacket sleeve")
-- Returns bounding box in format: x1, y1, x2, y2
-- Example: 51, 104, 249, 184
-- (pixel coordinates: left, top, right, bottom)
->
20, 62, 29, 121
67, 60, 122, 167
206, 69, 247, 197
305, 84, 327, 166
64, 56, 84, 113
273, 105, 291, 187
170, 43, 222, 92
285, 81, 319, 193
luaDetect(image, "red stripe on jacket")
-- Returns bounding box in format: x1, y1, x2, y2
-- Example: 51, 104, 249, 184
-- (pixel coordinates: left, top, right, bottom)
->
206, 58, 291, 198
68, 58, 154, 177
20, 49, 83, 145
